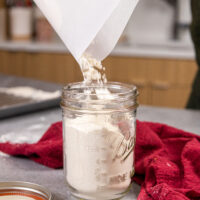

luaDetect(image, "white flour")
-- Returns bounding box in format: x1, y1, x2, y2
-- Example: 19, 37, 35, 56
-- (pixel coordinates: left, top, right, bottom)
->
0, 130, 41, 144
0, 123, 45, 144
79, 54, 112, 102
64, 114, 134, 198
0, 87, 60, 101
79, 54, 107, 84
0, 152, 9, 157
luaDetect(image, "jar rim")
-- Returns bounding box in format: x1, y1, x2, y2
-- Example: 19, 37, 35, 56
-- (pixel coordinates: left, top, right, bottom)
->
61, 82, 138, 112
61, 81, 137, 101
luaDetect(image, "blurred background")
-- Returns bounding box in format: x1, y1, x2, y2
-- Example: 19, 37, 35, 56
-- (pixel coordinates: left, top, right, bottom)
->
0, 0, 196, 109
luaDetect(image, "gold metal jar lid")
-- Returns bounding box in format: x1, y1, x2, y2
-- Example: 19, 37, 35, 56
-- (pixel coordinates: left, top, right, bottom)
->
0, 182, 52, 200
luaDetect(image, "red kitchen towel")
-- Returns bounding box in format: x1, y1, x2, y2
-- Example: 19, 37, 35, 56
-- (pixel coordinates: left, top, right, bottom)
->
0, 121, 200, 200
0, 122, 63, 169
134, 121, 200, 200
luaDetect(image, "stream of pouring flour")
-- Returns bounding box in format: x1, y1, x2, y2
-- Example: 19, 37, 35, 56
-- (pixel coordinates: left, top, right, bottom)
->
79, 54, 113, 100
79, 54, 107, 84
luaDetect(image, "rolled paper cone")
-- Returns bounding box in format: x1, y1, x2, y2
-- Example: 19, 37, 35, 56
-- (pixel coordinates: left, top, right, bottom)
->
33, 0, 139, 62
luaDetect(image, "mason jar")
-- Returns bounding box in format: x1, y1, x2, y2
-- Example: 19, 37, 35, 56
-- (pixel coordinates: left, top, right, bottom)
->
61, 82, 138, 200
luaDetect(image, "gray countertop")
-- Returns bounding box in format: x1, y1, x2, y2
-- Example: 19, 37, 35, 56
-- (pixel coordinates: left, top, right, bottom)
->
0, 106, 200, 199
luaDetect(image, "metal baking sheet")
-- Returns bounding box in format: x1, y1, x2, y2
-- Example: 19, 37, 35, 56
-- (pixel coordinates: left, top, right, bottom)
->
0, 74, 62, 119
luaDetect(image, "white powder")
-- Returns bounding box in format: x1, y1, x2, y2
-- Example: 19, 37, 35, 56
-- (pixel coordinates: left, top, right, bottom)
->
0, 124, 45, 144
0, 87, 61, 101
79, 54, 112, 102
64, 114, 135, 199
0, 131, 40, 144
79, 54, 107, 84
0, 152, 9, 157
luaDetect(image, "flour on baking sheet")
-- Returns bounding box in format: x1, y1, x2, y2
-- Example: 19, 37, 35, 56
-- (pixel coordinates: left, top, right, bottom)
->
0, 87, 61, 101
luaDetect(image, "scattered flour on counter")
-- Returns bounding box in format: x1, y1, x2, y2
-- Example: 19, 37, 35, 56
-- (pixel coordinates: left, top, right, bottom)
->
27, 124, 44, 131
0, 86, 61, 101
0, 152, 9, 157
39, 116, 46, 122
0, 130, 41, 144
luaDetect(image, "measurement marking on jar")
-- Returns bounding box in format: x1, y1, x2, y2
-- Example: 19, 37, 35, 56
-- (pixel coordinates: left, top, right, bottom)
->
109, 173, 128, 185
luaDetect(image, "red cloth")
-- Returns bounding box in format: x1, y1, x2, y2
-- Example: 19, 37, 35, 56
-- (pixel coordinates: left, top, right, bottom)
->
134, 122, 200, 200
0, 122, 63, 168
0, 121, 200, 200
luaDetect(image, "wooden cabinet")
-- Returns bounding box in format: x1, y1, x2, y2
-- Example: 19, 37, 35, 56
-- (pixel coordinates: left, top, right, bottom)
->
103, 57, 150, 105
25, 53, 77, 84
104, 56, 197, 108
0, 51, 82, 84
0, 51, 26, 76
0, 50, 198, 108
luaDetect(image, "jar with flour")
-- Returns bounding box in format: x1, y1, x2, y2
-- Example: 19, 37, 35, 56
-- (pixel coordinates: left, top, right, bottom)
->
61, 82, 138, 200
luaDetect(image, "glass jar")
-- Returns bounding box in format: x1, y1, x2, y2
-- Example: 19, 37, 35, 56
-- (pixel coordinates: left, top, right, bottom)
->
61, 82, 138, 200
